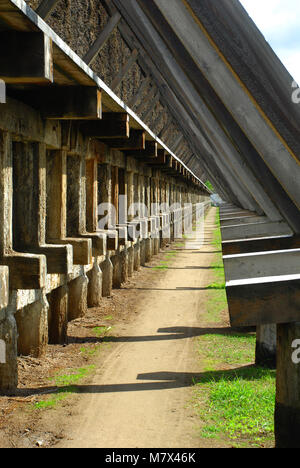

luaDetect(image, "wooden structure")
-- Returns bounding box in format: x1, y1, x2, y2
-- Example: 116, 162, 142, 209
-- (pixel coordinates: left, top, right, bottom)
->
0, 0, 300, 447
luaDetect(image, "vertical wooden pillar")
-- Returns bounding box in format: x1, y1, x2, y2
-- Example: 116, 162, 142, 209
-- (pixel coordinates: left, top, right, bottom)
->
98, 163, 113, 296
111, 166, 119, 227
86, 159, 98, 232
13, 142, 47, 250
13, 142, 50, 356
46, 150, 67, 241
275, 323, 300, 448
98, 163, 112, 229
0, 131, 17, 391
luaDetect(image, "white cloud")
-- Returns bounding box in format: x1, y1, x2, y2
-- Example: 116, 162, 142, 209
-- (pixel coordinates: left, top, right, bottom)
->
240, 0, 300, 83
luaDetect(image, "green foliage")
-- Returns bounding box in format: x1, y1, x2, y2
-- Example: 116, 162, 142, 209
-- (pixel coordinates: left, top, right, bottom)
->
205, 180, 214, 192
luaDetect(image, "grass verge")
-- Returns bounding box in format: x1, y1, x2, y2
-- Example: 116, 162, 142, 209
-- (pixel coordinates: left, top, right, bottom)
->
193, 208, 276, 448
205, 209, 227, 323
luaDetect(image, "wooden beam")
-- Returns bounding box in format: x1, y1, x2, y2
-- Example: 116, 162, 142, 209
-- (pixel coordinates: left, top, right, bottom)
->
0, 266, 8, 310
125, 141, 158, 159
111, 48, 139, 91
102, 130, 145, 150
222, 235, 300, 256
135, 84, 156, 115
128, 75, 150, 108
36, 0, 60, 20
83, 11, 122, 66
146, 149, 166, 166
81, 113, 129, 138
141, 92, 160, 122
0, 32, 53, 84
12, 87, 102, 120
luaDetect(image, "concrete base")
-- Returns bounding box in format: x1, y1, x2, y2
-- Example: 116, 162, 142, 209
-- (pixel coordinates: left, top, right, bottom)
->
112, 254, 122, 289
101, 255, 113, 297
87, 260, 102, 307
134, 240, 141, 271
127, 246, 134, 278
145, 238, 152, 263
120, 249, 129, 284
153, 236, 160, 255
0, 313, 18, 392
16, 293, 49, 358
140, 240, 146, 266
68, 274, 88, 321
255, 324, 276, 368
48, 285, 68, 345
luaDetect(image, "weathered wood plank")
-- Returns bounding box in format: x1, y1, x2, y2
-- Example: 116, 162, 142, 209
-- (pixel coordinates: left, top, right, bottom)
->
81, 113, 129, 139
226, 278, 300, 327
36, 0, 59, 20
125, 140, 157, 159
111, 48, 139, 91
12, 86, 102, 120
83, 11, 122, 66
0, 31, 53, 83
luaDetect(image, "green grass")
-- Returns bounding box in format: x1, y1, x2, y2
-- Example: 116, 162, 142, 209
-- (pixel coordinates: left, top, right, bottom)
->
198, 333, 256, 371
34, 366, 95, 410
80, 345, 101, 358
93, 326, 112, 338
194, 366, 275, 445
193, 208, 276, 447
205, 209, 227, 323
152, 250, 178, 271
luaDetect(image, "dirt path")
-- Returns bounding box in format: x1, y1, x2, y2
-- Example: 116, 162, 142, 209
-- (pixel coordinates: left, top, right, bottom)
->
57, 208, 217, 448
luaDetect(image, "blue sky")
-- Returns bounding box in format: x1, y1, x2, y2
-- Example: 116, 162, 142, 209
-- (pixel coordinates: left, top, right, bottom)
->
240, 0, 300, 83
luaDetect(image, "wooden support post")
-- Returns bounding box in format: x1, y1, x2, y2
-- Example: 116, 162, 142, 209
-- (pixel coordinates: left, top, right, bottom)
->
86, 159, 98, 233
98, 163, 118, 251
46, 149, 92, 266
14, 87, 101, 120
67, 154, 106, 257
0, 131, 47, 290
81, 113, 129, 139
12, 142, 73, 275
0, 32, 53, 84
275, 323, 300, 448
83, 11, 122, 66
111, 49, 139, 91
